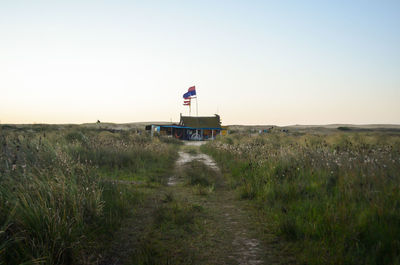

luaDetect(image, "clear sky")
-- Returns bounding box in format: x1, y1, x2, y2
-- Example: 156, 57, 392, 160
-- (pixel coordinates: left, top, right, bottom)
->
1, 0, 399, 125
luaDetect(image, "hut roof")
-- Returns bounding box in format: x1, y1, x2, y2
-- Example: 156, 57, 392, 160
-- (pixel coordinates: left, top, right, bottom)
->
180, 115, 221, 129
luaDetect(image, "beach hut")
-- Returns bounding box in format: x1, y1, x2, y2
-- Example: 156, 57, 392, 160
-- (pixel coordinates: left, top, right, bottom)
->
146, 114, 226, 140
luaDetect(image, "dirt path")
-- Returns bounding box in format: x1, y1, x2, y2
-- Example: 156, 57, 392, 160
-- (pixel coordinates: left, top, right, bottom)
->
169, 141, 292, 265
177, 142, 265, 263
100, 141, 293, 265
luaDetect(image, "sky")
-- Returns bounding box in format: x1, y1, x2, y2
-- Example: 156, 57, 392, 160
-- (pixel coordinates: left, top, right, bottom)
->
1, 0, 399, 125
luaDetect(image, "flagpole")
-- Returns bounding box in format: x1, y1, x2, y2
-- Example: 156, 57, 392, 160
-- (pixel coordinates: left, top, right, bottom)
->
196, 92, 198, 117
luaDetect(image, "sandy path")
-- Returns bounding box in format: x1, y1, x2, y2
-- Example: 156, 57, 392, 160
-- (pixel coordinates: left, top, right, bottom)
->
100, 141, 293, 265
171, 141, 270, 264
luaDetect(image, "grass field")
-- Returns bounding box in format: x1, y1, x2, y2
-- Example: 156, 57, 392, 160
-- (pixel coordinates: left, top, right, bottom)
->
2, 124, 400, 264
202, 131, 400, 264
0, 125, 179, 265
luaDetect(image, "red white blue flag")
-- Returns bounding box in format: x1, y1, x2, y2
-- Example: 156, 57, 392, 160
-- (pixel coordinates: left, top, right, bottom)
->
183, 86, 196, 99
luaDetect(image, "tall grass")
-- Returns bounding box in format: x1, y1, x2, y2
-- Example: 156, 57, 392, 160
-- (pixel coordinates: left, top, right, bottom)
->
131, 192, 205, 265
0, 126, 178, 264
203, 132, 400, 264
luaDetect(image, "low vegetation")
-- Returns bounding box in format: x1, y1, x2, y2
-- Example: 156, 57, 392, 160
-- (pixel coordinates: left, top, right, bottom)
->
3, 123, 399, 265
203, 132, 400, 265
0, 125, 178, 265
132, 195, 205, 265
182, 161, 218, 187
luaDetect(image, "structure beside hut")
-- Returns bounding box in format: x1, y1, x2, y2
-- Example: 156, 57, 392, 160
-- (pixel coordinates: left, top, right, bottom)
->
146, 114, 227, 140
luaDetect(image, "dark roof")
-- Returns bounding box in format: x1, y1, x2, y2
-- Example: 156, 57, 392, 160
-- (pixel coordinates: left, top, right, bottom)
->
180, 115, 221, 129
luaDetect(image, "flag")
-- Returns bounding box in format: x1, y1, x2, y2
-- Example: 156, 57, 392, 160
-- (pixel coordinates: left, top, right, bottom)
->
183, 96, 191, 107
182, 86, 196, 98
183, 91, 192, 99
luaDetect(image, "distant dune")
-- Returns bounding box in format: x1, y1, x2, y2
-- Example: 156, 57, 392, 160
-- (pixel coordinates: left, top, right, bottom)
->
2, 122, 400, 132
225, 124, 400, 134
285, 124, 400, 129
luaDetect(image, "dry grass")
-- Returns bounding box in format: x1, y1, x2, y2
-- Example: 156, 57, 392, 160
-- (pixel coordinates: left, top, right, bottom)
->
0, 125, 178, 265
203, 131, 400, 265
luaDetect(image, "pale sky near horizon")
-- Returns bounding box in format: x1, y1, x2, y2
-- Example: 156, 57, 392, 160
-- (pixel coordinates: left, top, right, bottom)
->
1, 0, 399, 125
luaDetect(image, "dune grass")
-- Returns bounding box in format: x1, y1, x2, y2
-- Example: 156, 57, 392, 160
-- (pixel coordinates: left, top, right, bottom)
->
0, 125, 178, 265
178, 160, 219, 196
203, 132, 400, 265
131, 192, 205, 265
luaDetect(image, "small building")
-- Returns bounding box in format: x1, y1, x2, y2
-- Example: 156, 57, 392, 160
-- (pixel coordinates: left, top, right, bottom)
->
146, 114, 227, 140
